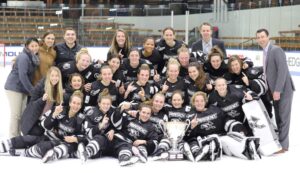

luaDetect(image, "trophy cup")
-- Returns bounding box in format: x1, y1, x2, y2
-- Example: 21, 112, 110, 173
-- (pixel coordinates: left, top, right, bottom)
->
160, 120, 190, 160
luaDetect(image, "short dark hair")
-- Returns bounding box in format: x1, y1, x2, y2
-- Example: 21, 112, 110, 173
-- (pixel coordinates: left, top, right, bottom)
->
199, 22, 212, 31
25, 37, 39, 47
256, 28, 269, 36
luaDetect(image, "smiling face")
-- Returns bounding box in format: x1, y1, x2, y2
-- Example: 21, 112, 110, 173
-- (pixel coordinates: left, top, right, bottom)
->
171, 92, 184, 109
137, 69, 150, 85
230, 59, 242, 74
70, 76, 83, 90
193, 94, 206, 112
163, 29, 175, 46
210, 55, 222, 70
44, 33, 55, 48
49, 70, 60, 86
143, 38, 155, 53
139, 107, 152, 122
256, 31, 269, 49
188, 66, 199, 81
101, 67, 113, 84
129, 50, 140, 67
98, 98, 112, 114
200, 24, 212, 42
69, 96, 82, 114
116, 31, 126, 47
64, 29, 76, 45
76, 53, 91, 71
108, 57, 120, 73
27, 41, 39, 54
215, 78, 228, 97
178, 51, 190, 67
152, 94, 165, 113
167, 64, 179, 81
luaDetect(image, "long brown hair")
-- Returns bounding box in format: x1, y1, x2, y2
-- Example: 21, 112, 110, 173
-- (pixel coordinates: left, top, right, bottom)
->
188, 62, 207, 90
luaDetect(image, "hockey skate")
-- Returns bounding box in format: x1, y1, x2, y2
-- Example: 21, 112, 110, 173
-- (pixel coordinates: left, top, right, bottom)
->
119, 155, 139, 166
183, 142, 194, 162
151, 152, 169, 161
132, 146, 147, 163
243, 138, 261, 160
42, 149, 57, 163
194, 145, 210, 162
77, 143, 88, 163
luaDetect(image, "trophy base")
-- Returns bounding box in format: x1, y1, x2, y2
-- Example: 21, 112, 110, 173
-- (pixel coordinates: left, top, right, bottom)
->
168, 151, 184, 160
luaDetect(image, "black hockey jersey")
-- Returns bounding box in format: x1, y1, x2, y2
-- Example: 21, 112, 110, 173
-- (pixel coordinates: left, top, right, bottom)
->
84, 80, 119, 107
124, 81, 158, 104
42, 107, 85, 143
83, 106, 115, 139
58, 61, 100, 88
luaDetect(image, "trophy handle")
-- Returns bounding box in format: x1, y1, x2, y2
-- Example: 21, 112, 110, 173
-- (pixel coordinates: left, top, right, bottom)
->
185, 119, 191, 132
159, 120, 168, 137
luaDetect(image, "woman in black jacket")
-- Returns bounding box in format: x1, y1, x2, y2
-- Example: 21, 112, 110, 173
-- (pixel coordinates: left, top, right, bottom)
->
0, 67, 64, 155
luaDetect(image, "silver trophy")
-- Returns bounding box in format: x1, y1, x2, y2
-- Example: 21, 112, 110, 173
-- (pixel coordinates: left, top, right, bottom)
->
160, 120, 190, 160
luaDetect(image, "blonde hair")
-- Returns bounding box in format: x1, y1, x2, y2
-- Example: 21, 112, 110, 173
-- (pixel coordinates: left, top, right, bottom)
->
167, 58, 181, 71
177, 45, 189, 54
75, 48, 92, 63
44, 66, 64, 104
97, 88, 112, 103
69, 90, 84, 105
191, 91, 208, 107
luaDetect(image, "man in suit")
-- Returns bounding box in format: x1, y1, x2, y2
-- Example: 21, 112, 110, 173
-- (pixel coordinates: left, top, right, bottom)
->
191, 22, 227, 63
256, 28, 295, 153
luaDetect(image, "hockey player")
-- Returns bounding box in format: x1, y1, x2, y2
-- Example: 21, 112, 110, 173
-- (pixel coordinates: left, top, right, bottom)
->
225, 55, 272, 118
20, 91, 86, 163
106, 54, 125, 89
124, 64, 158, 104
184, 91, 260, 161
77, 90, 116, 162
158, 58, 187, 106
149, 93, 168, 141
84, 65, 119, 107
156, 27, 186, 74
111, 103, 159, 166
140, 37, 164, 74
203, 46, 228, 86
107, 29, 131, 60
184, 62, 211, 104
63, 73, 85, 106
58, 48, 100, 88
208, 77, 258, 135
152, 91, 191, 160
121, 48, 155, 85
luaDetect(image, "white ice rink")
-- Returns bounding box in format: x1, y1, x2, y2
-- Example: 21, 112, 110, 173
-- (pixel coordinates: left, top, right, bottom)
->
0, 66, 299, 173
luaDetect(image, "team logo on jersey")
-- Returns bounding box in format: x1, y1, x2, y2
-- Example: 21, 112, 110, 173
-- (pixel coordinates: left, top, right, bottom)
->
63, 63, 71, 69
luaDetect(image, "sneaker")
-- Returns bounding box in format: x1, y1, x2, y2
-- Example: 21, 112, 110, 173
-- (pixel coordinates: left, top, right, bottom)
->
119, 155, 139, 166
195, 145, 210, 162
77, 143, 88, 163
132, 146, 147, 163
42, 149, 57, 163
183, 142, 194, 162
152, 152, 169, 161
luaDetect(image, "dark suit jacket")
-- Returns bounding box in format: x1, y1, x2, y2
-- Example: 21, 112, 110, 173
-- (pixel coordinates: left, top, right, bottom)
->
191, 38, 227, 58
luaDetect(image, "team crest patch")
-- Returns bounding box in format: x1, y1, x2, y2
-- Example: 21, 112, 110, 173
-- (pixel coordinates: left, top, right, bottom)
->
63, 63, 71, 69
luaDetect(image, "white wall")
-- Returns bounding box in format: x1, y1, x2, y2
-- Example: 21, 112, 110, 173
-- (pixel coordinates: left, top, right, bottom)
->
113, 5, 300, 37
